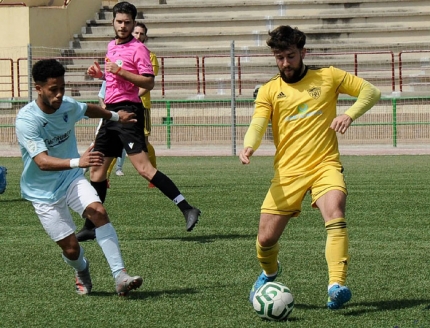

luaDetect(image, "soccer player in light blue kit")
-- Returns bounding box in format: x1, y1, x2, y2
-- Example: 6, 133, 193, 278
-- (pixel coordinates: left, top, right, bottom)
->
15, 59, 142, 296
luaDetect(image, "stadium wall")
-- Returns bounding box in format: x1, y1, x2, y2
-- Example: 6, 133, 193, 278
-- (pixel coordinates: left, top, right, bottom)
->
0, 0, 103, 48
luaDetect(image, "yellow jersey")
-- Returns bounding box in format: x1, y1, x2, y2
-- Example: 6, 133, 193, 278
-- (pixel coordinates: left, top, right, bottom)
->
253, 66, 364, 177
140, 51, 159, 109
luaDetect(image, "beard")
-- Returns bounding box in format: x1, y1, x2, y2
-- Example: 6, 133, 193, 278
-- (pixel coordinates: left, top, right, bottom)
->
115, 29, 132, 42
280, 62, 305, 84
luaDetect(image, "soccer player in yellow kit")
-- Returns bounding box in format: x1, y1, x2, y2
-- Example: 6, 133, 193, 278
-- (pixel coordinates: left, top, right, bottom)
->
239, 25, 381, 309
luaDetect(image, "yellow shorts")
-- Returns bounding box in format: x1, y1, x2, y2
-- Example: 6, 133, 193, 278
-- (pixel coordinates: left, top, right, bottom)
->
261, 163, 347, 216
143, 107, 151, 136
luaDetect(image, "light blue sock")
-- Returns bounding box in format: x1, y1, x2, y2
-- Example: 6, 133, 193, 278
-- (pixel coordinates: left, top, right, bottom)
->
62, 245, 87, 272
96, 223, 125, 278
116, 149, 126, 171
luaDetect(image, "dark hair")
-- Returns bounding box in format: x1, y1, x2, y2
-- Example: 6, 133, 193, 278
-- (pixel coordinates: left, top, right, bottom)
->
32, 59, 65, 83
266, 25, 306, 51
113, 1, 137, 20
135, 22, 147, 33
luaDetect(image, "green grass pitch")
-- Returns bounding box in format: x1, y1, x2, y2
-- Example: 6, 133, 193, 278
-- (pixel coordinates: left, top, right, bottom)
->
0, 155, 429, 327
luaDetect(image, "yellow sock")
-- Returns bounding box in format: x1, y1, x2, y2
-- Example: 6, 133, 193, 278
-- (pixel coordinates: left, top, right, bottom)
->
107, 158, 117, 179
256, 238, 279, 276
147, 142, 157, 169
325, 218, 349, 286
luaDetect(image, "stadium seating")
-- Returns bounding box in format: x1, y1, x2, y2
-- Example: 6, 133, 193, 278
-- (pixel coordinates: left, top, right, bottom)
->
61, 0, 430, 98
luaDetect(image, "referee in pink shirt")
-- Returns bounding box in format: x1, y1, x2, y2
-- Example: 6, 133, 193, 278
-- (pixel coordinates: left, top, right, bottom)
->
78, 1, 201, 242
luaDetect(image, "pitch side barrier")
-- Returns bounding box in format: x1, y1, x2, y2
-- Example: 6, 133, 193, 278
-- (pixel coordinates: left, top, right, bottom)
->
2, 96, 428, 151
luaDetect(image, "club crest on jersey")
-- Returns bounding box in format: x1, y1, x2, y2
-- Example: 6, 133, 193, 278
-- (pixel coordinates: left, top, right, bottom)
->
307, 86, 321, 99
63, 113, 68, 122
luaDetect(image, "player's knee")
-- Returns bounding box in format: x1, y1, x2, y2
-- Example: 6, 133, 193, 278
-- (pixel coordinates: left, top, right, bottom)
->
83, 202, 109, 226
136, 164, 156, 180
257, 234, 278, 247
61, 242, 81, 260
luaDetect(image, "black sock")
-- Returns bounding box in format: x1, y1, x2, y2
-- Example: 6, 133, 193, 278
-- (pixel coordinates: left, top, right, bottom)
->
82, 180, 109, 230
91, 180, 108, 203
150, 170, 192, 211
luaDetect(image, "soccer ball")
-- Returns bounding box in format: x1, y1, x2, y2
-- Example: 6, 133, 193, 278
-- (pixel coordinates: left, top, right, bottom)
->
252, 282, 294, 321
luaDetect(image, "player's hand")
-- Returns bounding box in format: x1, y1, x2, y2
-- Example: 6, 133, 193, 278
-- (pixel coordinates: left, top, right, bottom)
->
87, 61, 103, 79
330, 114, 353, 134
118, 110, 137, 124
239, 147, 254, 165
80, 147, 104, 168
105, 62, 121, 74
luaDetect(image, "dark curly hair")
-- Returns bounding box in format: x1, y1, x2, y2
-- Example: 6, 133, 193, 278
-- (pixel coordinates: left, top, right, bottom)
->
266, 25, 306, 51
135, 22, 147, 33
113, 1, 137, 20
32, 59, 65, 83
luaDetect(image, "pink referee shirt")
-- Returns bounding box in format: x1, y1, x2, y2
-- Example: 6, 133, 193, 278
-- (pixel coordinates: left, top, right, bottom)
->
104, 37, 154, 104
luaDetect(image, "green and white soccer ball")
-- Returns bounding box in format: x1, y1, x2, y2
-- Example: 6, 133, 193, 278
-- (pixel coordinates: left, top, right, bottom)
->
252, 282, 294, 321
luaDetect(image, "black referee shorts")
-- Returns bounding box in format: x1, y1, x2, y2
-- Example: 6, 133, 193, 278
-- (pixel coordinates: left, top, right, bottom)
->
93, 101, 148, 157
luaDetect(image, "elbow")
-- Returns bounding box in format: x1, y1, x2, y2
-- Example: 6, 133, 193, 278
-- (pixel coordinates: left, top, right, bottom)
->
148, 80, 155, 91
376, 88, 382, 101
34, 157, 51, 171
37, 162, 50, 171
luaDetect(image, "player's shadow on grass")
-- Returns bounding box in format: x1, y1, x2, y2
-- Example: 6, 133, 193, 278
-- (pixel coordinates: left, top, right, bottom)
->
148, 233, 255, 243
0, 198, 26, 203
343, 299, 430, 316
89, 287, 198, 300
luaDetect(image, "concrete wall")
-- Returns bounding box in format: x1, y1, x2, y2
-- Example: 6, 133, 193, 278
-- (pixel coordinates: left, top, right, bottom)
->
0, 0, 103, 50
0, 0, 104, 96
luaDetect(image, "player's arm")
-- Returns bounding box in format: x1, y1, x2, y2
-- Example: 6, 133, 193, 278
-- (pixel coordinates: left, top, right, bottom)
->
98, 97, 106, 109
138, 87, 150, 97
84, 103, 137, 123
331, 81, 381, 134
239, 117, 269, 164
33, 147, 104, 171
105, 61, 154, 90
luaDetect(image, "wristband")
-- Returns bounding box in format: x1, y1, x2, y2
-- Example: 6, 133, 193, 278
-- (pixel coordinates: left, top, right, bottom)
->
70, 158, 80, 168
114, 67, 122, 74
110, 111, 119, 121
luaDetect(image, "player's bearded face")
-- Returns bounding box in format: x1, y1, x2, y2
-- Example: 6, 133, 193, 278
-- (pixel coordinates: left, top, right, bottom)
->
36, 77, 65, 112
113, 13, 135, 40
274, 47, 306, 83
132, 26, 147, 43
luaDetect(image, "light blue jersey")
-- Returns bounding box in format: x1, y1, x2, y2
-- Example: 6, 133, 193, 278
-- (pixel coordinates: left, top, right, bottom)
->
15, 96, 88, 203
98, 81, 106, 99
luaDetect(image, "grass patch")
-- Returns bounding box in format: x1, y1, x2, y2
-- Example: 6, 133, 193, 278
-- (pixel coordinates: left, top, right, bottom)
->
1, 155, 429, 327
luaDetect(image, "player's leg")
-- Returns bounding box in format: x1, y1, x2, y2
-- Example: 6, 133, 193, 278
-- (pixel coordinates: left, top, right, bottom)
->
70, 177, 142, 296
144, 107, 157, 187
0, 166, 7, 194
128, 151, 201, 231
76, 157, 114, 242
32, 198, 92, 295
249, 213, 291, 303
144, 108, 157, 168
125, 103, 201, 231
146, 138, 157, 169
115, 149, 126, 176
76, 122, 122, 242
313, 166, 351, 309
107, 157, 117, 179
249, 176, 304, 303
